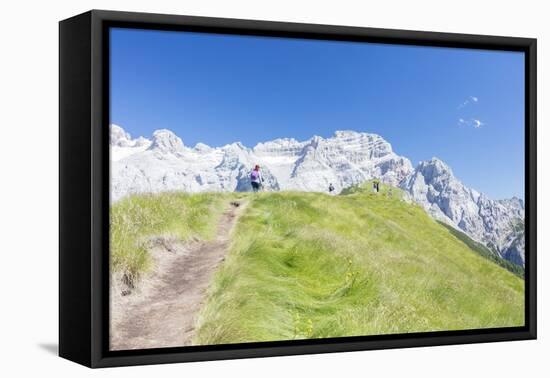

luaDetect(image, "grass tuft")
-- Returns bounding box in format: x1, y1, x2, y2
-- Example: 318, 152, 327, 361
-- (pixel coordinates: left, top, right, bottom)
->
110, 192, 227, 285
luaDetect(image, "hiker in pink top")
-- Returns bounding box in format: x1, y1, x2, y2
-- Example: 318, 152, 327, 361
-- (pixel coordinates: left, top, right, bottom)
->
250, 164, 263, 192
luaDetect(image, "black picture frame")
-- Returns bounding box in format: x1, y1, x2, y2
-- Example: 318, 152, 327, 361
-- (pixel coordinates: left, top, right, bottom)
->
59, 9, 537, 368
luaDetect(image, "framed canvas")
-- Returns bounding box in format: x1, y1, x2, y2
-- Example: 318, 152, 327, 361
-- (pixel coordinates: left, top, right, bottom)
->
59, 10, 537, 368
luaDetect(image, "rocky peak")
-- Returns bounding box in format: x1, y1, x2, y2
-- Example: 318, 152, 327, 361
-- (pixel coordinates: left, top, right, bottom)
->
333, 130, 362, 138
110, 124, 133, 147
416, 158, 454, 182
221, 142, 250, 160
148, 129, 186, 155
133, 136, 150, 147
497, 197, 525, 212
194, 142, 213, 152
253, 138, 304, 155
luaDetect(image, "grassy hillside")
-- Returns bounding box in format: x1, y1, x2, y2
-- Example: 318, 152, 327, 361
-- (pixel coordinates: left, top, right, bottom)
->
110, 192, 229, 285
193, 185, 524, 344
438, 222, 524, 278
343, 181, 524, 277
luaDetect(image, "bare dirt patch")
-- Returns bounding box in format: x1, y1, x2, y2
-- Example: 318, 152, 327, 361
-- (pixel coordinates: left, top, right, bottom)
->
110, 200, 246, 350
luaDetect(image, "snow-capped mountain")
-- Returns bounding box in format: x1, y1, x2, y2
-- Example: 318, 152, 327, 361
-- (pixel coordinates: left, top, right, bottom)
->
111, 124, 151, 161
400, 158, 525, 265
253, 130, 413, 192
110, 126, 281, 200
110, 126, 412, 200
110, 124, 525, 266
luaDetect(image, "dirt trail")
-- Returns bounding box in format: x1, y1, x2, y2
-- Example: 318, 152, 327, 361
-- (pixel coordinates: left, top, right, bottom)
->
110, 200, 246, 350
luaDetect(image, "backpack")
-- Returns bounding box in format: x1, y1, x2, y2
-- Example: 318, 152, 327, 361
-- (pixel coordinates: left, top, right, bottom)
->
250, 170, 259, 181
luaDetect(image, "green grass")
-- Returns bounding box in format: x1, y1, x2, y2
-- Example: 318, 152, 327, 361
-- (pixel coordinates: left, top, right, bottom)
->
344, 181, 524, 277
437, 221, 525, 278
109, 184, 524, 344
110, 192, 229, 285
193, 184, 524, 345
340, 179, 399, 197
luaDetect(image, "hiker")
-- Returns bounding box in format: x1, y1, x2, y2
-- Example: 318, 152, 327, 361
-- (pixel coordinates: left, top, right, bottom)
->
373, 180, 380, 193
328, 183, 335, 193
250, 164, 263, 192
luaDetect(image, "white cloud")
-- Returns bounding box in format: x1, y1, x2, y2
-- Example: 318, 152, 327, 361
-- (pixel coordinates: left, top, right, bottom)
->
458, 95, 479, 109
458, 118, 484, 128
472, 119, 483, 128
457, 96, 484, 128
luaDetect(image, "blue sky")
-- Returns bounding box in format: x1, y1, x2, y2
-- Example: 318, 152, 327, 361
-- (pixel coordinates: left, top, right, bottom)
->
110, 28, 525, 200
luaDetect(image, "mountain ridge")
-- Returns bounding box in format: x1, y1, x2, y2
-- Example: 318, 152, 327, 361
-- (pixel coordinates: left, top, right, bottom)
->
110, 124, 525, 267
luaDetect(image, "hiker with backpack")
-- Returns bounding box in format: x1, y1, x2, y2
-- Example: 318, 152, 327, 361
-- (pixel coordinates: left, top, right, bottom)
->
328, 183, 335, 194
250, 164, 264, 192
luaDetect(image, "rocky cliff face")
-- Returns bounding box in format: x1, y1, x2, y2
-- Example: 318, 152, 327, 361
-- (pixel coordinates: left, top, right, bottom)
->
253, 130, 413, 192
400, 158, 525, 265
111, 126, 413, 199
110, 128, 280, 201
110, 125, 525, 266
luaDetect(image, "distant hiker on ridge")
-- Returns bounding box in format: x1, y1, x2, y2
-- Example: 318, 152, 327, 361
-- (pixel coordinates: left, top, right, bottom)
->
373, 179, 380, 193
328, 183, 335, 194
250, 164, 264, 192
